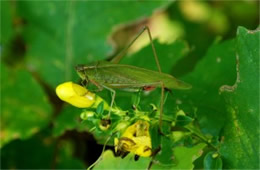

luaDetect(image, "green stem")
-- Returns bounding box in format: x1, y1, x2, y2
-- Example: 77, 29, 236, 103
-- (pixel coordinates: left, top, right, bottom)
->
87, 132, 116, 170
185, 125, 218, 150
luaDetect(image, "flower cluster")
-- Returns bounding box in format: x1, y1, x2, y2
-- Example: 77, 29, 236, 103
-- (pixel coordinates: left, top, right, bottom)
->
114, 120, 152, 157
56, 82, 152, 158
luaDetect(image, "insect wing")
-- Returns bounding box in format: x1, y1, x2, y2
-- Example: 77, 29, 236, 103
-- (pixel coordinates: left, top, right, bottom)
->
96, 61, 191, 90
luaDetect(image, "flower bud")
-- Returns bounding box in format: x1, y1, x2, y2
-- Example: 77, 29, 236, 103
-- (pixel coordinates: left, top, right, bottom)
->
56, 82, 96, 108
80, 111, 95, 120
56, 82, 109, 110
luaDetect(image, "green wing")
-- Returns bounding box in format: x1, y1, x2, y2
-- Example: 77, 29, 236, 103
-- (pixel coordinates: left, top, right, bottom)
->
91, 61, 191, 90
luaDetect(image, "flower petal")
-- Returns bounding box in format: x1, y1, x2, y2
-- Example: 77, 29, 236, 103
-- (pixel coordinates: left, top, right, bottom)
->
56, 82, 96, 108
115, 120, 152, 157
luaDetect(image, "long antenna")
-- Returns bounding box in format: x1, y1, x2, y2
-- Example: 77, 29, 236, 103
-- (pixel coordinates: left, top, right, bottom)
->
111, 26, 162, 73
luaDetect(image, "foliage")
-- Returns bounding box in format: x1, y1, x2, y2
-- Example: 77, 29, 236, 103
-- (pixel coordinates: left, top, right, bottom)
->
1, 0, 259, 169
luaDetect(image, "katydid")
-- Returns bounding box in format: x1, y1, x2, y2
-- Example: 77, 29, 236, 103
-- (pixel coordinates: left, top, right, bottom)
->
75, 26, 191, 129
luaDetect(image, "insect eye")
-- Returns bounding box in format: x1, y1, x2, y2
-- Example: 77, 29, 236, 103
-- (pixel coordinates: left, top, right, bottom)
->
75, 64, 85, 71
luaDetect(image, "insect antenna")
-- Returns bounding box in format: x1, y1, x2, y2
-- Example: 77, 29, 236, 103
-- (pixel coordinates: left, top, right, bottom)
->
110, 26, 162, 73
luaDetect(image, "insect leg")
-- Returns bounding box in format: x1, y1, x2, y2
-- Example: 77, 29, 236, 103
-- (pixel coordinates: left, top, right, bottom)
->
111, 26, 162, 73
81, 79, 88, 87
89, 79, 103, 92
140, 81, 166, 133
141, 81, 166, 134
124, 81, 165, 132
101, 85, 116, 115
147, 146, 161, 169
145, 26, 162, 73
81, 68, 90, 87
159, 81, 165, 133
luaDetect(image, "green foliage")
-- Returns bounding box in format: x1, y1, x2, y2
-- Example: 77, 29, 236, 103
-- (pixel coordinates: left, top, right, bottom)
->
1, 64, 52, 147
172, 143, 207, 169
219, 27, 259, 168
204, 151, 222, 170
172, 39, 237, 137
1, 1, 259, 169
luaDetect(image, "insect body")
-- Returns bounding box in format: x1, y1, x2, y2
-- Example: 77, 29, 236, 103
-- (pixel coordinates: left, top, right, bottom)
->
75, 26, 191, 130
76, 61, 191, 91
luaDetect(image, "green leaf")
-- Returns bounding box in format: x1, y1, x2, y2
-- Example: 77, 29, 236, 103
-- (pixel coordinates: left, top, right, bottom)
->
172, 143, 207, 169
0, 64, 52, 147
150, 123, 161, 152
93, 150, 151, 169
175, 115, 193, 126
172, 39, 237, 136
151, 143, 206, 169
203, 151, 222, 170
96, 101, 104, 116
152, 136, 175, 169
219, 27, 259, 168
16, 1, 170, 88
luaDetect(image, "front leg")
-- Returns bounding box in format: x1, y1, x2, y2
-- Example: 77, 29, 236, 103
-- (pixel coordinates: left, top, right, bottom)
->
81, 79, 87, 87
101, 85, 116, 116
89, 79, 104, 92
159, 81, 165, 135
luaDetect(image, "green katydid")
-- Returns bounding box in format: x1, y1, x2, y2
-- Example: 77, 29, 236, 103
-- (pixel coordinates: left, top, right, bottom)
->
75, 26, 191, 129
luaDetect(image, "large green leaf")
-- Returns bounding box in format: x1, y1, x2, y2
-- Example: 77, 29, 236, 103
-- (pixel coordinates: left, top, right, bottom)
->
0, 64, 52, 147
150, 143, 206, 169
172, 38, 237, 137
172, 143, 207, 169
219, 27, 259, 168
16, 1, 170, 88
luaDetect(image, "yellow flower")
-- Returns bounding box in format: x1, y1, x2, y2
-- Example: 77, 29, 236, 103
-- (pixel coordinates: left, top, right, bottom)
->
56, 82, 107, 109
114, 120, 152, 157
